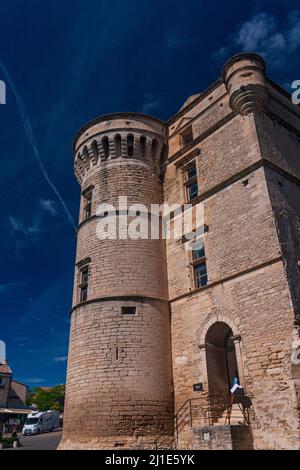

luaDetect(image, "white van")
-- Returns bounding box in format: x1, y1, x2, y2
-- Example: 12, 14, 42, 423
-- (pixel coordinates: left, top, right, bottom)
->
22, 410, 60, 435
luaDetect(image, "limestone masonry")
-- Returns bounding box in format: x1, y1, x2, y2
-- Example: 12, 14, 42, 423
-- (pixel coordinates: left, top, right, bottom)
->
60, 53, 300, 450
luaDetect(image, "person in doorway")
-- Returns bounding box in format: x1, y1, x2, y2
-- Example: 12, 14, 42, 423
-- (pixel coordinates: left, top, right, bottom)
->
230, 371, 243, 403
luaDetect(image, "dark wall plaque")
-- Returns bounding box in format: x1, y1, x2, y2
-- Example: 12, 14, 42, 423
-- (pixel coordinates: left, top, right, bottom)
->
193, 383, 203, 392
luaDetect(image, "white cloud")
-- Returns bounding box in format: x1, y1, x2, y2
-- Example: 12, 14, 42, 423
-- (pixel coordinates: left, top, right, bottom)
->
213, 11, 300, 70
39, 199, 57, 216
8, 215, 41, 237
142, 92, 161, 113
21, 378, 45, 384
235, 12, 277, 51
8, 216, 23, 232
212, 46, 230, 62
53, 356, 67, 362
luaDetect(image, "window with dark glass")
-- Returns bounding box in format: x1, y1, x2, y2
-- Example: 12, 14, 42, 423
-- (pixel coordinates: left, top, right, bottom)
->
185, 161, 198, 201
121, 306, 136, 315
80, 266, 89, 302
82, 188, 93, 221
127, 134, 134, 157
180, 125, 193, 147
191, 239, 208, 288
194, 263, 208, 288
140, 135, 146, 159
102, 136, 110, 160
115, 134, 122, 158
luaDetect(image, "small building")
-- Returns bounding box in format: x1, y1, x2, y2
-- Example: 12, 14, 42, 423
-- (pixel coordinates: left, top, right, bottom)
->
0, 350, 32, 431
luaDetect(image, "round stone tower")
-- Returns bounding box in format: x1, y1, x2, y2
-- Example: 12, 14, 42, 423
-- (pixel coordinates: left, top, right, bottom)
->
60, 113, 174, 450
222, 52, 269, 115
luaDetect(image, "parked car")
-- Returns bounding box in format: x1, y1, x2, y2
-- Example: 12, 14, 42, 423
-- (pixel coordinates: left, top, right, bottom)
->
22, 410, 60, 435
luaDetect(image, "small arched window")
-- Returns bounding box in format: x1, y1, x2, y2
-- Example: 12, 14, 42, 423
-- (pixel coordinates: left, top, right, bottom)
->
151, 139, 158, 160
82, 145, 89, 162
127, 134, 134, 157
140, 135, 146, 159
115, 134, 122, 158
91, 140, 99, 162
102, 136, 110, 160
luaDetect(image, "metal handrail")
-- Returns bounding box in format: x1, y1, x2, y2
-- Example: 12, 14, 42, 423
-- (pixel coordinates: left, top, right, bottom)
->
154, 394, 252, 449
154, 397, 212, 449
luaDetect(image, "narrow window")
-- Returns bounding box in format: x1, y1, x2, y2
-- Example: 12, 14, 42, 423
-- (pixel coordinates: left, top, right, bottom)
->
185, 161, 198, 201
0, 377, 7, 388
191, 239, 208, 288
82, 187, 93, 221
102, 136, 110, 160
121, 306, 136, 315
115, 134, 122, 158
151, 139, 158, 160
84, 202, 91, 220
82, 145, 89, 162
127, 134, 134, 157
91, 140, 99, 162
79, 266, 89, 302
140, 135, 146, 159
180, 126, 193, 147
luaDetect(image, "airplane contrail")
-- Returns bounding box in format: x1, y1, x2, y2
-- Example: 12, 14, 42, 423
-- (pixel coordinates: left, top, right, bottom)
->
0, 61, 76, 230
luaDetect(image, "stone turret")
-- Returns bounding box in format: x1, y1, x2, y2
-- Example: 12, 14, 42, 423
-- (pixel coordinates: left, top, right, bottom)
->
222, 52, 269, 115
60, 113, 174, 450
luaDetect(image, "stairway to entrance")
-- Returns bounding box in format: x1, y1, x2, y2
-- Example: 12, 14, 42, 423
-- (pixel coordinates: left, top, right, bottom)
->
153, 396, 252, 449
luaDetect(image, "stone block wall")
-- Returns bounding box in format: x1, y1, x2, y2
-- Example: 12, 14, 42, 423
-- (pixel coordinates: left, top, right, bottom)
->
177, 425, 253, 450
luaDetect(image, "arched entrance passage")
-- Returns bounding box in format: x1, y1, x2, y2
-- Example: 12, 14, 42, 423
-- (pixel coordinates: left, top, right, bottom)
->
205, 322, 239, 400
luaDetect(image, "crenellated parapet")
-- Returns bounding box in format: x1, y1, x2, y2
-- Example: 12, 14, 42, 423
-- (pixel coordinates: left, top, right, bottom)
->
73, 113, 167, 184
222, 52, 269, 115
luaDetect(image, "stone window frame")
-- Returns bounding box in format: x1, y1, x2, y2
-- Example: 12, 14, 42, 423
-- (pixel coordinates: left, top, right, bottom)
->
197, 316, 246, 394
120, 306, 138, 316
180, 124, 194, 148
191, 242, 208, 289
174, 148, 200, 205
76, 257, 91, 304
185, 233, 208, 290
180, 158, 199, 203
81, 185, 94, 222
0, 377, 7, 388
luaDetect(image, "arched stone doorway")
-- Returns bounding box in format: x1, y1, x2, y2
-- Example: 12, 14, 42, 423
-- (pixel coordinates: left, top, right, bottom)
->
205, 322, 239, 401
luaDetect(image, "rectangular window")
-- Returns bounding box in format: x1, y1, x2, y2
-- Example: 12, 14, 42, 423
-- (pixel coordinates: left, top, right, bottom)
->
80, 285, 88, 302
184, 161, 198, 201
180, 126, 193, 147
79, 266, 89, 302
190, 238, 208, 288
84, 202, 92, 220
187, 182, 198, 200
82, 187, 93, 221
192, 239, 205, 261
194, 263, 208, 288
121, 306, 136, 315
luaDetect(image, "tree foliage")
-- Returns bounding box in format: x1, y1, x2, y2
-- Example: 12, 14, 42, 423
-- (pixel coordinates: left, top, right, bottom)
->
26, 385, 65, 412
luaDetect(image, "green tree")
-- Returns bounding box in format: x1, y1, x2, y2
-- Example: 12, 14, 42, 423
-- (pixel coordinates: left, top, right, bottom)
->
27, 385, 65, 412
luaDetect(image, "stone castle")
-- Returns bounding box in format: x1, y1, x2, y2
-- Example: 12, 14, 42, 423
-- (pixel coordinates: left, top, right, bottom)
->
59, 53, 300, 450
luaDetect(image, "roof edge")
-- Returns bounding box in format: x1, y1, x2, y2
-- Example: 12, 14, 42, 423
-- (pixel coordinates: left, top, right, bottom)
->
73, 112, 166, 152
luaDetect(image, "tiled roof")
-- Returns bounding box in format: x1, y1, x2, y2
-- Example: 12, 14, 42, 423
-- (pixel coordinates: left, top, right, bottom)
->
0, 362, 12, 375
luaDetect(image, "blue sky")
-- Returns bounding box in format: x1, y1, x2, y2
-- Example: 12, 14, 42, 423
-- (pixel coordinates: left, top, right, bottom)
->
0, 0, 299, 387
